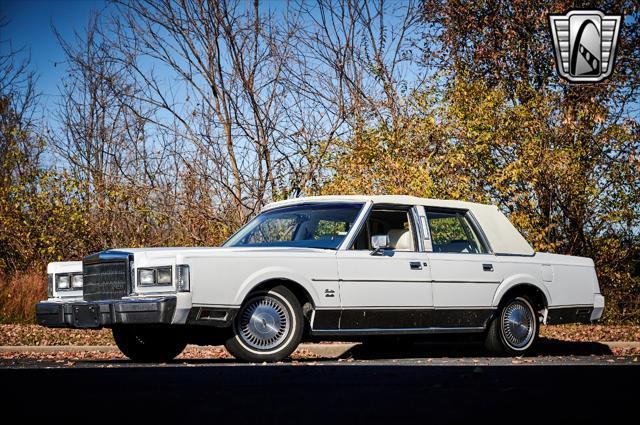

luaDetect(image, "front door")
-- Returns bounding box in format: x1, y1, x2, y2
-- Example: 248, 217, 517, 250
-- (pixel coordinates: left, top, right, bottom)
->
336, 205, 433, 330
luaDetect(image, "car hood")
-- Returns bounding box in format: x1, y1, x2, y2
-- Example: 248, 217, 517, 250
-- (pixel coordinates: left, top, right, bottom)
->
111, 246, 337, 261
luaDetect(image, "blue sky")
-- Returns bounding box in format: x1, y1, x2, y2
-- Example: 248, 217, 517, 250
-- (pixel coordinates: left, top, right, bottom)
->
1, 0, 635, 120
1, 0, 109, 108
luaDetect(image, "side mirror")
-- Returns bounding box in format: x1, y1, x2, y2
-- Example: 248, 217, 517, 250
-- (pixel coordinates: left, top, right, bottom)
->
370, 235, 389, 256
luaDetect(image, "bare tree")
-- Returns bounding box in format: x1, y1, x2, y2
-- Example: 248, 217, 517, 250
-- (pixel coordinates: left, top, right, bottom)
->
50, 14, 175, 247
46, 0, 426, 245
0, 16, 42, 183
53, 15, 158, 194
277, 0, 426, 191
109, 0, 309, 222
105, 1, 425, 216
293, 0, 425, 128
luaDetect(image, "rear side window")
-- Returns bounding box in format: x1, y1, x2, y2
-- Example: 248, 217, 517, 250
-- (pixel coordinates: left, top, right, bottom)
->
426, 210, 488, 254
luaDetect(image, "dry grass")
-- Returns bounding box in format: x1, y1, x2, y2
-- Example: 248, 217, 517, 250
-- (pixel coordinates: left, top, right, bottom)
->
539, 324, 640, 342
0, 324, 114, 346
0, 270, 47, 324
1, 324, 639, 363
0, 346, 321, 363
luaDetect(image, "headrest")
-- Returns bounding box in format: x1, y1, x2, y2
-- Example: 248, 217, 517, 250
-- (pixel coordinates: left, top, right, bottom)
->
387, 229, 414, 251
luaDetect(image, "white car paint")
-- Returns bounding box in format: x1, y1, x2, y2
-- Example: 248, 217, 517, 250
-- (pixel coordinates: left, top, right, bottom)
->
337, 250, 433, 308
43, 196, 604, 329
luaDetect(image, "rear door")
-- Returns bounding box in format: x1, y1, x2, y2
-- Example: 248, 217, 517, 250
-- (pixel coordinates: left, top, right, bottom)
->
423, 208, 502, 313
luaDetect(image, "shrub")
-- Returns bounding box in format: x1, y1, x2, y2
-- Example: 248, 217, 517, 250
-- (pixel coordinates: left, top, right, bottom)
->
0, 270, 46, 324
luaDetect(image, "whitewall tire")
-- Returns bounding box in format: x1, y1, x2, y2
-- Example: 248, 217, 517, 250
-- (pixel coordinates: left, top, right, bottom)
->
485, 296, 539, 356
224, 285, 303, 362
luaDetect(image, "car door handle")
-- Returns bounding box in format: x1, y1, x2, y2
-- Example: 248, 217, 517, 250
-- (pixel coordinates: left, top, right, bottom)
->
483, 263, 494, 272
410, 261, 423, 270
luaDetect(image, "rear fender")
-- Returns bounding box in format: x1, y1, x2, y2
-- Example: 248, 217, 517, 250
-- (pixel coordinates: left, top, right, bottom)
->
492, 274, 551, 308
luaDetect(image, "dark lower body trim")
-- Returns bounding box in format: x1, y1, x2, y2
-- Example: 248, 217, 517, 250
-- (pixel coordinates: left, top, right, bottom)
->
546, 306, 594, 325
311, 308, 495, 336
311, 326, 486, 336
36, 297, 177, 329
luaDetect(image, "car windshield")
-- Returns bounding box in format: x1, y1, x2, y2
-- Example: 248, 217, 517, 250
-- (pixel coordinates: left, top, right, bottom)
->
223, 203, 364, 249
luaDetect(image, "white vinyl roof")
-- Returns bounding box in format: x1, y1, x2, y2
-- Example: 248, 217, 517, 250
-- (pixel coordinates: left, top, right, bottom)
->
264, 195, 535, 256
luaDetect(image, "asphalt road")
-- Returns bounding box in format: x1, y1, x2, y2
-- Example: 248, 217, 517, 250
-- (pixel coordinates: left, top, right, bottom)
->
1, 347, 638, 425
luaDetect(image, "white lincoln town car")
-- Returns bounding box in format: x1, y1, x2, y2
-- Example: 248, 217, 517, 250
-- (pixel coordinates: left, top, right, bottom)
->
36, 195, 605, 362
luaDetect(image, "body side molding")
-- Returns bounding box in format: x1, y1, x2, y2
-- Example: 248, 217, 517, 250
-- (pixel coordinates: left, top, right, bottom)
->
311, 307, 496, 332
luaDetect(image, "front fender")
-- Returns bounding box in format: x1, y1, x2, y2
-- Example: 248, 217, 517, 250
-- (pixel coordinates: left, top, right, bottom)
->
234, 266, 321, 306
491, 273, 552, 307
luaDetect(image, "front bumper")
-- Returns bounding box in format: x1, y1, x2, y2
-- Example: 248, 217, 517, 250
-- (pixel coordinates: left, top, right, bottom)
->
36, 297, 177, 329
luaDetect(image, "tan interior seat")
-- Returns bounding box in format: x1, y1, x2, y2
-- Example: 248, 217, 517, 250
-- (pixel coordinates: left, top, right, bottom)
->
387, 229, 414, 251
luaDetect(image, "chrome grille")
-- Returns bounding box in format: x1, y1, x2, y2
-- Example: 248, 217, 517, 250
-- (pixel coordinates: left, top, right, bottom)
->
82, 251, 132, 301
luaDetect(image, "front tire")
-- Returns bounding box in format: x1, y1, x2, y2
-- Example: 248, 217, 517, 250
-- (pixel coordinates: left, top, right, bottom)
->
112, 326, 187, 362
485, 296, 539, 356
225, 285, 303, 362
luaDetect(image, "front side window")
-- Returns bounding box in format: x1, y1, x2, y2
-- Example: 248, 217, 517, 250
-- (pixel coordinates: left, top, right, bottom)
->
426, 210, 488, 254
351, 207, 416, 251
224, 203, 364, 249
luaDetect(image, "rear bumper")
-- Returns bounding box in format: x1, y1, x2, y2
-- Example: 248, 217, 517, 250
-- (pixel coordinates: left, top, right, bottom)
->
546, 294, 605, 325
36, 297, 177, 329
547, 306, 594, 325
591, 293, 605, 321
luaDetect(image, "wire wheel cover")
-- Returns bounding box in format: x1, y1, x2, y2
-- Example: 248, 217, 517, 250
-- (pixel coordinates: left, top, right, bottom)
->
501, 300, 535, 349
237, 295, 291, 351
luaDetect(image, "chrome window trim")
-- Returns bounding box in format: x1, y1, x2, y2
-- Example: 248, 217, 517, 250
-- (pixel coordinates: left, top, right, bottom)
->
338, 201, 373, 250
341, 202, 422, 252
465, 211, 494, 254
224, 201, 367, 249
409, 206, 425, 252
415, 205, 433, 252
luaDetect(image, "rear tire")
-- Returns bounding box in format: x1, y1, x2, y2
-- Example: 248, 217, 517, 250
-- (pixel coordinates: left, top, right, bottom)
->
225, 285, 303, 362
112, 326, 187, 362
485, 296, 539, 356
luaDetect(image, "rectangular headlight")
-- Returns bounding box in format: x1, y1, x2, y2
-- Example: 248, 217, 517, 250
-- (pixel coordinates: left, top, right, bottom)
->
56, 274, 70, 289
71, 273, 83, 289
138, 269, 155, 285
156, 267, 172, 285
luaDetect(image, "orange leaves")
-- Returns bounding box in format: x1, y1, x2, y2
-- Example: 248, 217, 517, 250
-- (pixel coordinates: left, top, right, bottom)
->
318, 72, 639, 322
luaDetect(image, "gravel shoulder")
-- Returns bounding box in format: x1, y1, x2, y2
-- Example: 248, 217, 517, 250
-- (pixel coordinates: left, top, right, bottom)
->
2, 323, 639, 346
1, 324, 639, 365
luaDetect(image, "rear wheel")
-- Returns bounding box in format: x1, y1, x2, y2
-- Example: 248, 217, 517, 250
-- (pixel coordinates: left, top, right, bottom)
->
485, 296, 538, 356
225, 285, 303, 362
112, 326, 187, 362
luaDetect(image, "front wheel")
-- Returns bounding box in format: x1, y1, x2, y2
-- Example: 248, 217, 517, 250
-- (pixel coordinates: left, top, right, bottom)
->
485, 296, 539, 356
224, 285, 303, 362
112, 326, 187, 362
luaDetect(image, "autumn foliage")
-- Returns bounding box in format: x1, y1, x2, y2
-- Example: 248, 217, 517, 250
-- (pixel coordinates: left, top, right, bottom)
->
1, 1, 639, 323
322, 0, 640, 321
